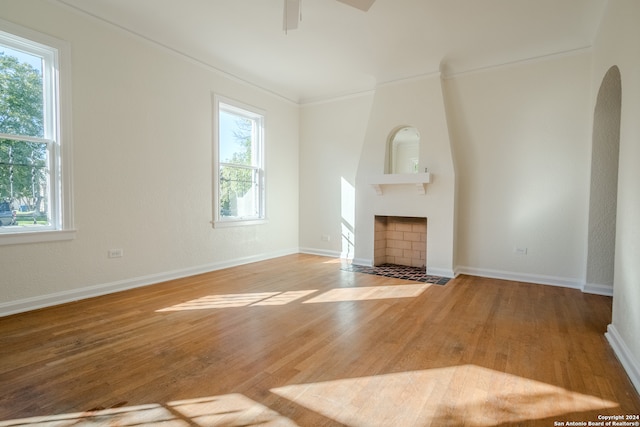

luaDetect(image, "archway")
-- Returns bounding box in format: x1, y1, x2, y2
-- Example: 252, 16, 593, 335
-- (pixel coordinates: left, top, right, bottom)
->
585, 66, 622, 295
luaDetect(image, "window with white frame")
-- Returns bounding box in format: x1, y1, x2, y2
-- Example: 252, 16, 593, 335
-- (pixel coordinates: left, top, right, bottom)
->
213, 96, 265, 227
0, 20, 74, 244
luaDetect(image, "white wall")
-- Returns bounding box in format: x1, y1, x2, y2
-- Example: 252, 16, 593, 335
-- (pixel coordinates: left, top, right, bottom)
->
301, 56, 594, 284
299, 94, 374, 258
443, 53, 593, 287
594, 0, 640, 394
0, 0, 299, 314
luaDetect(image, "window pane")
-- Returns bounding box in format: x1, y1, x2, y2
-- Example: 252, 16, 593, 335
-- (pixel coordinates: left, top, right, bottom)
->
219, 110, 253, 165
214, 97, 264, 226
219, 165, 259, 219
0, 47, 44, 138
0, 139, 50, 227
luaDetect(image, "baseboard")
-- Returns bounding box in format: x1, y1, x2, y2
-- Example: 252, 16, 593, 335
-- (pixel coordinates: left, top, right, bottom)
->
352, 257, 373, 267
582, 282, 614, 296
455, 266, 583, 290
0, 247, 299, 317
605, 324, 640, 395
298, 247, 342, 259
426, 267, 456, 278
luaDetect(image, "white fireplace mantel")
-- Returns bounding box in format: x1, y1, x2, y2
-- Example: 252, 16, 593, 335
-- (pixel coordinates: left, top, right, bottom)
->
368, 172, 432, 195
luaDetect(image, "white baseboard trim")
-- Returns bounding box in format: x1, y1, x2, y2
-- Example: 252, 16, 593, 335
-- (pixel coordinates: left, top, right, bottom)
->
605, 324, 640, 395
352, 257, 373, 267
455, 266, 583, 290
298, 247, 342, 259
427, 267, 456, 278
0, 247, 299, 317
582, 282, 614, 296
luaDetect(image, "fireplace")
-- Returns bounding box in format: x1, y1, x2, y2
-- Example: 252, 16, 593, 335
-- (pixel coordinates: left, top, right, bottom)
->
374, 216, 427, 268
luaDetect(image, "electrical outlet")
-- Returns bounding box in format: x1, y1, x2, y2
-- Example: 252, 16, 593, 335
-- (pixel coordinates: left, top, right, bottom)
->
321, 234, 331, 242
514, 247, 528, 255
108, 248, 124, 258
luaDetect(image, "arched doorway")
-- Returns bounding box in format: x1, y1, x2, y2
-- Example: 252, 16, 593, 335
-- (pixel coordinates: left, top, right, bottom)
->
585, 66, 622, 295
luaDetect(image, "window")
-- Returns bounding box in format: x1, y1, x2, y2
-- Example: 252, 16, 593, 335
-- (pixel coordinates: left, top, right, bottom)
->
0, 19, 74, 244
213, 96, 265, 227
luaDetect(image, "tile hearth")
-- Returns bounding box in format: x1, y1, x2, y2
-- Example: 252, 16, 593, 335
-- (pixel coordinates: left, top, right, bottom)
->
342, 263, 450, 285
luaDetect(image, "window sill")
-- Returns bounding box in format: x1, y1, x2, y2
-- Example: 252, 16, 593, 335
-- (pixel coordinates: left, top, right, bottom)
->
0, 229, 77, 246
212, 219, 268, 228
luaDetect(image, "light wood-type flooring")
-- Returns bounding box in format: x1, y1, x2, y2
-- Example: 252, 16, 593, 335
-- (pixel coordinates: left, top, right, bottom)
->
1, 254, 639, 426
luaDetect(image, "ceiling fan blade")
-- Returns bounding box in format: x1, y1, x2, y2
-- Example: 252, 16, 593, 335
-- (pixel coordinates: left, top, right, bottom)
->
336, 0, 375, 12
283, 0, 300, 31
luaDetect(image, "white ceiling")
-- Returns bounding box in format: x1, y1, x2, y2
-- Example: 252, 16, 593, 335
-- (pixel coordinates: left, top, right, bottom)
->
55, 0, 606, 104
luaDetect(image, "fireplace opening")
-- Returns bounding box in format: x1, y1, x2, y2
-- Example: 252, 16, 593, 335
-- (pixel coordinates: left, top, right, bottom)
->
374, 216, 427, 269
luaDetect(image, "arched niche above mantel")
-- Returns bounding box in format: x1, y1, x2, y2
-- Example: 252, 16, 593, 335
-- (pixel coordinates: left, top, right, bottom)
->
369, 126, 431, 195
388, 126, 420, 174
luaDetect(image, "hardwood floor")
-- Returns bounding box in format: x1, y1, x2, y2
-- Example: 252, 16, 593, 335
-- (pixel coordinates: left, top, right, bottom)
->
1, 254, 639, 426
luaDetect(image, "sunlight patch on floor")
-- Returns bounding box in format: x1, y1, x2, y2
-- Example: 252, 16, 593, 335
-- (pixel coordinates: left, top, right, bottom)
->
270, 365, 618, 426
157, 292, 281, 310
0, 394, 298, 427
251, 290, 318, 306
303, 284, 430, 303
156, 284, 428, 312
156, 290, 317, 311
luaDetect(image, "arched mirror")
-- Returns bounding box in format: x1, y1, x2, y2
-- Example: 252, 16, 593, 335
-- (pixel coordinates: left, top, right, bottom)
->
388, 126, 420, 174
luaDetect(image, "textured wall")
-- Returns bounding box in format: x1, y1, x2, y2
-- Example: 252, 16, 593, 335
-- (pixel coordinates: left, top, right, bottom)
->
593, 0, 640, 393
586, 66, 621, 290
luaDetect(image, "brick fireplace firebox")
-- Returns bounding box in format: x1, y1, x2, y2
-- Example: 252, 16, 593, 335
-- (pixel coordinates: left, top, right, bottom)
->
374, 216, 427, 268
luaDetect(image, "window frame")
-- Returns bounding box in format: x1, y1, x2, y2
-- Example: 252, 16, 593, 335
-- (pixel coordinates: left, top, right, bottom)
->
212, 94, 266, 228
0, 19, 75, 245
